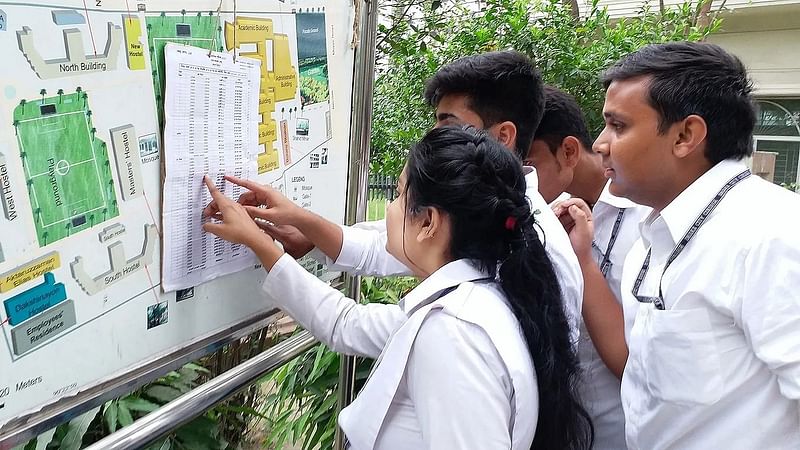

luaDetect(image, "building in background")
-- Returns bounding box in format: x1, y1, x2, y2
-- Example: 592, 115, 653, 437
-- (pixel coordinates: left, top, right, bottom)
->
591, 0, 800, 188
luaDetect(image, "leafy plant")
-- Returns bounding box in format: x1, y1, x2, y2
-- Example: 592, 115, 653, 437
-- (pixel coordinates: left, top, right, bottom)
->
370, 0, 723, 176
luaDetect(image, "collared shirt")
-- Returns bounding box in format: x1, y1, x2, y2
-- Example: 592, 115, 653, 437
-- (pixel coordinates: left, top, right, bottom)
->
578, 181, 650, 450
262, 256, 537, 449
620, 159, 800, 449
592, 181, 652, 342
328, 167, 584, 343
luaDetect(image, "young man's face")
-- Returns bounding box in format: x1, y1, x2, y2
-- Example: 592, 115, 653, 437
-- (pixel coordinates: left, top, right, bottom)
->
593, 76, 676, 206
433, 93, 521, 154
433, 94, 485, 129
526, 139, 573, 204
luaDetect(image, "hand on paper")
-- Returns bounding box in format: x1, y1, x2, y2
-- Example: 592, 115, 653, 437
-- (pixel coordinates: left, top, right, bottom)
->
202, 176, 270, 247
552, 198, 594, 263
217, 175, 306, 226
255, 222, 315, 259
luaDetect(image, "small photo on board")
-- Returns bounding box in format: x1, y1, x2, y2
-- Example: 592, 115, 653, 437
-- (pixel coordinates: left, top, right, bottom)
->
176, 287, 195, 302
296, 118, 310, 136
146, 302, 168, 329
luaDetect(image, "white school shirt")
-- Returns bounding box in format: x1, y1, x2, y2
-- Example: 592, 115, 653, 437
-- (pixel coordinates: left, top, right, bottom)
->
578, 181, 650, 450
262, 255, 538, 450
619, 159, 800, 449
326, 167, 584, 343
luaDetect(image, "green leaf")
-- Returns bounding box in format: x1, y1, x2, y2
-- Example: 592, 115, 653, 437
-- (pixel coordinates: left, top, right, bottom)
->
15, 438, 36, 450
295, 410, 312, 436
145, 385, 183, 403
117, 403, 134, 427
175, 416, 221, 450
308, 344, 328, 382
144, 438, 172, 450
183, 362, 210, 373
104, 401, 118, 433
217, 404, 269, 420
57, 406, 101, 450
121, 397, 161, 413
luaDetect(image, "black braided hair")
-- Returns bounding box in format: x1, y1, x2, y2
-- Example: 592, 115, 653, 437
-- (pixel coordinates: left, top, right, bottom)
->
404, 126, 593, 449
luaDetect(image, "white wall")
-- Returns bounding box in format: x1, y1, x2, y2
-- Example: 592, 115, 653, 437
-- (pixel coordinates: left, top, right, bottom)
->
708, 4, 800, 96
581, 0, 800, 96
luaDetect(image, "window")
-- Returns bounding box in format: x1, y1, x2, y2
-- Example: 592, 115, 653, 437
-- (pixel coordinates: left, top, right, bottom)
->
754, 99, 800, 187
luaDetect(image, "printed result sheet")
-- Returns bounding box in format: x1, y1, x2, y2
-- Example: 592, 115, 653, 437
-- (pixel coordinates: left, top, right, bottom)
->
162, 43, 261, 292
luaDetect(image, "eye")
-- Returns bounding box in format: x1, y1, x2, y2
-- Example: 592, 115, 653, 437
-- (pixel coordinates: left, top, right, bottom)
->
611, 121, 624, 132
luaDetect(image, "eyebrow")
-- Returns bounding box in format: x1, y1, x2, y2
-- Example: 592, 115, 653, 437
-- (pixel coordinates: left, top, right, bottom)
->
603, 111, 629, 122
436, 112, 459, 122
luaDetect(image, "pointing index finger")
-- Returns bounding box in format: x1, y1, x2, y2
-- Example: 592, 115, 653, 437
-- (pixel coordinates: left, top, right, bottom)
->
225, 175, 263, 192
204, 176, 225, 203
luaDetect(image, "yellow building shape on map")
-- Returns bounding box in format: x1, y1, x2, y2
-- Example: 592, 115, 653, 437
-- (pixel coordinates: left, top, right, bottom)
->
122, 15, 145, 70
225, 17, 298, 173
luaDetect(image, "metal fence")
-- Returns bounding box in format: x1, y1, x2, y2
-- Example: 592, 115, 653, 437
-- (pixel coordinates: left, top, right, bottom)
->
366, 174, 397, 220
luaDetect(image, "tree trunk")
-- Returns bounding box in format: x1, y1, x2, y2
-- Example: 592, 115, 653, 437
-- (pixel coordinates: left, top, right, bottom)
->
565, 0, 580, 18
696, 0, 713, 28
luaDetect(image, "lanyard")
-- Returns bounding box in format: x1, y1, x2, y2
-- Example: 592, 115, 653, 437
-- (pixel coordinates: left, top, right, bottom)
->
591, 208, 626, 277
403, 276, 494, 317
632, 169, 751, 310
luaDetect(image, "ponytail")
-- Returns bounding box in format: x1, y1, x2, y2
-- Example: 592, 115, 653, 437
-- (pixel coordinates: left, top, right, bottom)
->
499, 215, 593, 449
405, 126, 593, 449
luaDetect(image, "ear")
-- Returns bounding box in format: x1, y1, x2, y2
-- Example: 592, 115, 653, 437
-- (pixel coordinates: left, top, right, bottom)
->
673, 114, 708, 159
559, 136, 582, 169
416, 207, 444, 243
490, 121, 518, 151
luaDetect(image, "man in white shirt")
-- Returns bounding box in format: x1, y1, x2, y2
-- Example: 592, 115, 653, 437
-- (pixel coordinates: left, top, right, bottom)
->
262, 51, 584, 340
563, 41, 800, 449
526, 85, 650, 449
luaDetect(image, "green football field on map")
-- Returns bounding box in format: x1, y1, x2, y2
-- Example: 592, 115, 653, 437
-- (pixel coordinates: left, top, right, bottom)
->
13, 91, 119, 246
146, 13, 223, 128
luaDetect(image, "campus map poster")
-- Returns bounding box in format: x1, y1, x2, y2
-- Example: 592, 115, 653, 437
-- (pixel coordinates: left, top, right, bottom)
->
0, 0, 355, 427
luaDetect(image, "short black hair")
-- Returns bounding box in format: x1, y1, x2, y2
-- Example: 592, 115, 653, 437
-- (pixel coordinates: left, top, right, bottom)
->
534, 86, 594, 154
423, 51, 545, 158
601, 42, 756, 164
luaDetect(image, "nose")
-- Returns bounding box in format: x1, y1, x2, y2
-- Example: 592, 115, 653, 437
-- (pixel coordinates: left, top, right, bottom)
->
593, 129, 609, 156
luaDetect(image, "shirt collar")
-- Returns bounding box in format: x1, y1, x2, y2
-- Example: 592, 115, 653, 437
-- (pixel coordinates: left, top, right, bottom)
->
657, 159, 750, 245
522, 165, 538, 191
596, 179, 639, 210
401, 259, 491, 314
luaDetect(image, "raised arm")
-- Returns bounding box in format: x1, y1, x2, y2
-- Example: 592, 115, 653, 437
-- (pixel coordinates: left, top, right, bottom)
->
214, 175, 411, 277
554, 198, 628, 378
201, 176, 405, 357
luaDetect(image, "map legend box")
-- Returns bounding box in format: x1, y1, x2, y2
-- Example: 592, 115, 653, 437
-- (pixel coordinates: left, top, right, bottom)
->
3, 272, 66, 326
11, 299, 76, 355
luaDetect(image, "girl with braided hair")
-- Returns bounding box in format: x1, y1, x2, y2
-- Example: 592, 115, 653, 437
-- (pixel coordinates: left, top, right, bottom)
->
202, 126, 593, 449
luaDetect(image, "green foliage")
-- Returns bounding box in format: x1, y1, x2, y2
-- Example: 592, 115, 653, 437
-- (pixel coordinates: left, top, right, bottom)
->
42, 406, 101, 450
370, 0, 723, 176
360, 276, 418, 305
100, 362, 230, 450
782, 182, 799, 193
17, 363, 229, 450
263, 343, 341, 450
18, 320, 279, 449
